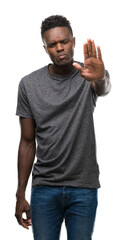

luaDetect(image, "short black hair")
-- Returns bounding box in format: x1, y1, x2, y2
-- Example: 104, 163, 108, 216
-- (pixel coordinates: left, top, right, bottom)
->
41, 15, 73, 39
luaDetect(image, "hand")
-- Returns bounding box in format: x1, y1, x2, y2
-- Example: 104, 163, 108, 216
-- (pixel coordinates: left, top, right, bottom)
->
73, 39, 105, 82
15, 198, 32, 229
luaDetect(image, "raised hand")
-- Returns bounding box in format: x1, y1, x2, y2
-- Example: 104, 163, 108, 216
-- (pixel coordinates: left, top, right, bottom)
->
73, 39, 105, 82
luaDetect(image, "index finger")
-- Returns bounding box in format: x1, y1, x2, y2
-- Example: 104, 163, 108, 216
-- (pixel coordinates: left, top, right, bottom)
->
84, 43, 89, 61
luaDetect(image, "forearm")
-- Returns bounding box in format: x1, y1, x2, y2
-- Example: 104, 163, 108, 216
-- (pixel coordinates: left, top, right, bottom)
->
16, 139, 36, 199
92, 70, 111, 96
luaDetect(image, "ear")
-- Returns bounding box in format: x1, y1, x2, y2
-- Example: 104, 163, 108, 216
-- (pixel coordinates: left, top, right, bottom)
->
72, 37, 75, 51
73, 37, 75, 47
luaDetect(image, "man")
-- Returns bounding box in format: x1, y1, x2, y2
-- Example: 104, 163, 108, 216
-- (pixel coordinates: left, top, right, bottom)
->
15, 15, 110, 240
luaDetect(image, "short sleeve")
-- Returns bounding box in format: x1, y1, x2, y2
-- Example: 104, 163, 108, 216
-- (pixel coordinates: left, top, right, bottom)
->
16, 80, 34, 119
91, 86, 98, 109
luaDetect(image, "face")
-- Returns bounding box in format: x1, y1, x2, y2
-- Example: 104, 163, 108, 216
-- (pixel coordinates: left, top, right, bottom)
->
43, 27, 75, 67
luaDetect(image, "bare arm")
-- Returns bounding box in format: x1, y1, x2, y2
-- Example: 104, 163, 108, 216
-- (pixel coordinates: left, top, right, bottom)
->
15, 117, 36, 229
91, 71, 111, 96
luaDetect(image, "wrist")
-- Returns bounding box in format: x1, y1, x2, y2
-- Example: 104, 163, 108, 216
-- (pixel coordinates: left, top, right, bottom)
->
16, 190, 25, 197
16, 187, 26, 199
16, 193, 25, 200
101, 72, 106, 81
93, 74, 106, 87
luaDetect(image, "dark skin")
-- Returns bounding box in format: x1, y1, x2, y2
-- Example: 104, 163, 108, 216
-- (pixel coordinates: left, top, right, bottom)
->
43, 27, 75, 75
15, 118, 36, 229
43, 27, 110, 95
15, 26, 110, 229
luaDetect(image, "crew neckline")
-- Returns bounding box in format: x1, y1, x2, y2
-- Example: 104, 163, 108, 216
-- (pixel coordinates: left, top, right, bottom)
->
47, 64, 78, 81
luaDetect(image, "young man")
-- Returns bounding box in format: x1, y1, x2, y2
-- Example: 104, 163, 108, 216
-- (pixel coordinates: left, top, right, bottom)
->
15, 15, 110, 240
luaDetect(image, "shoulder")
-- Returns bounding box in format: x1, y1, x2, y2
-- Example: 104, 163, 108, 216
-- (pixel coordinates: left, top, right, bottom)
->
20, 65, 48, 86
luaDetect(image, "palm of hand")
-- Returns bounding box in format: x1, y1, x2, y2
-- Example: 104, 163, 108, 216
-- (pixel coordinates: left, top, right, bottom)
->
84, 57, 105, 81
73, 39, 105, 82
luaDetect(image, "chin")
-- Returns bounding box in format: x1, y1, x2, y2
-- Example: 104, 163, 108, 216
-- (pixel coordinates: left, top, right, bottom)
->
55, 60, 73, 67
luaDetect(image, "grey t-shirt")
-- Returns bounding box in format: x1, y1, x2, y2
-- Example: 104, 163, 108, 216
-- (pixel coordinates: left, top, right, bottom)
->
16, 63, 100, 188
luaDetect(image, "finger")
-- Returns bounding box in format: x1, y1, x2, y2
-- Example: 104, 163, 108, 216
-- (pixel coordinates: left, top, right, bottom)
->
23, 218, 32, 226
26, 208, 31, 220
73, 62, 84, 74
87, 39, 92, 57
15, 211, 22, 225
15, 214, 27, 229
15, 212, 31, 229
84, 43, 89, 61
91, 40, 97, 58
97, 46, 102, 60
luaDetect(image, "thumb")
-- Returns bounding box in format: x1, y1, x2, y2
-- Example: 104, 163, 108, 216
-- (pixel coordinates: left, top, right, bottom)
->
26, 208, 31, 221
73, 62, 84, 74
24, 201, 31, 221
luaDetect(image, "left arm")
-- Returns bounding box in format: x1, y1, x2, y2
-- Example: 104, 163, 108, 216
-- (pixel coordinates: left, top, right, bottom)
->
73, 39, 111, 96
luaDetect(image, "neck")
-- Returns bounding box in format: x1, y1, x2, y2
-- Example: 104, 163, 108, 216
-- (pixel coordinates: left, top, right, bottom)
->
49, 61, 75, 76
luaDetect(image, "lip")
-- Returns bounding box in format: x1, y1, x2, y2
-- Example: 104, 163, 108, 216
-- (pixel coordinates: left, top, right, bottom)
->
58, 54, 67, 59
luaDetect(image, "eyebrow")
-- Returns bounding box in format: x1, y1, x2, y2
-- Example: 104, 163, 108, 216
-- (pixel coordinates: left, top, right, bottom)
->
45, 38, 72, 47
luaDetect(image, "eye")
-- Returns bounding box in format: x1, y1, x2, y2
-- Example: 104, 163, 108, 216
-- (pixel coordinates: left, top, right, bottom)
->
47, 42, 56, 48
47, 38, 72, 48
61, 39, 71, 45
61, 39, 69, 44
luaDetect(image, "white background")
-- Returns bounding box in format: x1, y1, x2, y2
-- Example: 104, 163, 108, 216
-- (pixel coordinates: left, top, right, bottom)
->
0, 0, 126, 239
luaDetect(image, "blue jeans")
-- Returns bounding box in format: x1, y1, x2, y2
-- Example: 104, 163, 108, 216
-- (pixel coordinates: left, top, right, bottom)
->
30, 186, 98, 240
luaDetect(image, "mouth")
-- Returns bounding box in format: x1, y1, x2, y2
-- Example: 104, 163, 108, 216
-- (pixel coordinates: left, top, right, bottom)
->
58, 54, 67, 59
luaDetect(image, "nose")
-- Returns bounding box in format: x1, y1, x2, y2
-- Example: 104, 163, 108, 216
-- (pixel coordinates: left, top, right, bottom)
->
56, 42, 64, 52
